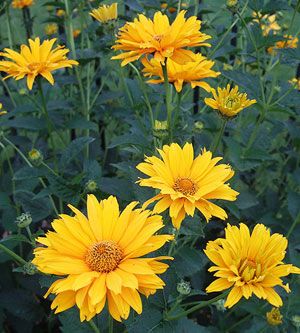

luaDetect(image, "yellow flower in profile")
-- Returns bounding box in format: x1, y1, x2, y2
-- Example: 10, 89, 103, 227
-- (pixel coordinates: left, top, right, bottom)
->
205, 223, 300, 308
142, 53, 220, 92
204, 84, 256, 117
112, 11, 211, 66
0, 103, 7, 116
0, 37, 78, 90
136, 143, 238, 229
252, 12, 281, 36
56, 9, 65, 17
266, 308, 283, 326
32, 195, 173, 322
90, 3, 118, 23
268, 35, 298, 54
73, 29, 81, 38
45, 23, 58, 36
12, 0, 33, 9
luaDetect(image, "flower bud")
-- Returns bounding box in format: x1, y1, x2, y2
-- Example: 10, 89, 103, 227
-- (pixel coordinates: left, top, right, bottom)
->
153, 120, 168, 139
16, 212, 32, 228
226, 0, 238, 7
194, 121, 204, 133
214, 299, 226, 312
28, 148, 43, 166
177, 280, 191, 295
85, 180, 98, 193
292, 315, 300, 328
266, 308, 283, 326
23, 262, 38, 275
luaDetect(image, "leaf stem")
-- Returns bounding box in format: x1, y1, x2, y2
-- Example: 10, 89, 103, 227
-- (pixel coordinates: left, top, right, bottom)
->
211, 118, 227, 154
0, 243, 27, 266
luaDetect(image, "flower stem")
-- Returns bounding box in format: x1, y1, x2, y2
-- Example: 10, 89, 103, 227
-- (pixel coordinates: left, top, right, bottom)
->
5, 3, 14, 48
88, 319, 101, 333
108, 316, 114, 333
177, 0, 182, 14
0, 243, 27, 266
211, 118, 227, 154
37, 79, 52, 135
161, 63, 173, 141
166, 291, 229, 321
287, 212, 300, 239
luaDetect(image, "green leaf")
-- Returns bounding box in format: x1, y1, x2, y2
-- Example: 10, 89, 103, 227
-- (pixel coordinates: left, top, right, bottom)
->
1, 117, 46, 130
288, 192, 300, 219
59, 308, 96, 333
60, 137, 95, 166
13, 166, 48, 181
236, 192, 259, 210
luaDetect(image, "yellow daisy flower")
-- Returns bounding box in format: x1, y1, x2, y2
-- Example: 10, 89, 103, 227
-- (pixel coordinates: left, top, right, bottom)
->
0, 103, 7, 116
204, 84, 256, 117
45, 23, 58, 36
0, 37, 78, 90
56, 9, 65, 17
12, 0, 33, 9
136, 143, 238, 229
268, 35, 298, 54
90, 3, 118, 23
266, 308, 283, 326
111, 10, 211, 66
252, 12, 281, 36
32, 195, 173, 322
141, 53, 220, 93
205, 223, 300, 308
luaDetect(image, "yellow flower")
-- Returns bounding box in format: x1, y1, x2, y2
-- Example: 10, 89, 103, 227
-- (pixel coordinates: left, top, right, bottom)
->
111, 10, 211, 66
204, 84, 256, 117
289, 77, 300, 90
268, 35, 298, 54
32, 195, 173, 322
161, 2, 168, 9
205, 223, 300, 308
252, 12, 281, 36
56, 9, 65, 17
266, 308, 283, 326
0, 103, 7, 116
142, 53, 220, 93
90, 3, 118, 23
73, 29, 81, 38
0, 37, 78, 90
136, 143, 238, 229
12, 0, 33, 9
45, 23, 58, 36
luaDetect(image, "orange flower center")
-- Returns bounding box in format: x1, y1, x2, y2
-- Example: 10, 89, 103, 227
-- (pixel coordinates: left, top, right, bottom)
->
27, 62, 49, 72
85, 241, 123, 273
239, 258, 262, 282
173, 178, 197, 196
153, 34, 164, 42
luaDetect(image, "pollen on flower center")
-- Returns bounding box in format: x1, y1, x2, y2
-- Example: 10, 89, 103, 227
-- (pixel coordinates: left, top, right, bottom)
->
85, 241, 123, 273
153, 34, 164, 42
173, 178, 198, 196
225, 97, 239, 109
239, 258, 261, 282
28, 62, 48, 72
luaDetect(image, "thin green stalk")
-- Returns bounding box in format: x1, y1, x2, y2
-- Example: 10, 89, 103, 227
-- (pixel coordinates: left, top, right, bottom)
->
37, 79, 52, 135
166, 291, 229, 321
270, 85, 296, 107
1, 79, 16, 107
211, 118, 227, 154
168, 229, 180, 256
5, 3, 13, 48
227, 313, 252, 332
287, 212, 300, 238
173, 90, 182, 130
120, 67, 134, 107
40, 161, 59, 177
88, 319, 101, 333
108, 316, 114, 333
161, 63, 173, 141
177, 0, 182, 14
0, 243, 27, 266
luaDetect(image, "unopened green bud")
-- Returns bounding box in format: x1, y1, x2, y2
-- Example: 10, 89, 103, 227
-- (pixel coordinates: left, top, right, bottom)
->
177, 280, 191, 295
292, 315, 300, 328
23, 262, 38, 275
19, 88, 27, 95
194, 121, 204, 133
86, 180, 98, 193
153, 120, 168, 139
16, 212, 32, 228
214, 299, 226, 312
226, 0, 238, 7
28, 148, 43, 166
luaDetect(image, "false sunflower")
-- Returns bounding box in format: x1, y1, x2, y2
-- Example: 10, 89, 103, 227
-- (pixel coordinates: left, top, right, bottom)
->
205, 223, 300, 308
112, 10, 211, 66
141, 53, 220, 92
136, 143, 238, 229
12, 0, 33, 8
33, 195, 173, 322
0, 37, 78, 90
204, 84, 256, 117
90, 3, 118, 23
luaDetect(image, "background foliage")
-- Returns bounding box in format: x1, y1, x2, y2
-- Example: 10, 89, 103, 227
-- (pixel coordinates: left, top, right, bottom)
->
0, 0, 300, 332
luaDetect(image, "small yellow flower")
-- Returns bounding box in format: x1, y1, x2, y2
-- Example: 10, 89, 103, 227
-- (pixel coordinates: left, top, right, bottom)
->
205, 223, 300, 308
268, 35, 298, 54
142, 53, 220, 92
204, 84, 256, 117
90, 3, 118, 23
266, 308, 283, 326
252, 12, 281, 36
56, 9, 65, 17
33, 195, 173, 321
0, 37, 78, 90
0, 103, 7, 116
45, 23, 58, 36
112, 10, 211, 66
289, 77, 300, 90
227, 0, 238, 7
73, 29, 81, 38
12, 0, 33, 9
137, 143, 238, 229
28, 149, 43, 165
160, 2, 168, 9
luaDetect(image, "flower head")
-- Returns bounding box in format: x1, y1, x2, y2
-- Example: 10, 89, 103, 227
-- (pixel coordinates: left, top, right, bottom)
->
112, 11, 211, 66
32, 195, 173, 321
136, 143, 238, 229
142, 53, 220, 92
266, 308, 283, 326
73, 29, 81, 38
289, 77, 300, 90
204, 84, 256, 117
252, 12, 281, 36
268, 35, 298, 54
56, 9, 65, 17
12, 0, 33, 9
90, 3, 118, 23
0, 37, 78, 90
205, 223, 300, 308
0, 103, 7, 116
45, 23, 58, 36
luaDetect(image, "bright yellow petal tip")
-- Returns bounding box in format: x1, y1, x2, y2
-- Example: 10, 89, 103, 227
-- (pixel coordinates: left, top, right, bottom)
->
12, 0, 33, 9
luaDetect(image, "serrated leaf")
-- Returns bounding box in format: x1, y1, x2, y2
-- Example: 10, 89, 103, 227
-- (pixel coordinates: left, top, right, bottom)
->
60, 137, 95, 166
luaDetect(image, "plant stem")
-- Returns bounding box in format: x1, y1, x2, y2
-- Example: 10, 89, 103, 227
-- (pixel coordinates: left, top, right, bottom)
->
211, 118, 227, 154
0, 243, 27, 266
287, 212, 300, 238
166, 291, 228, 321
177, 0, 182, 14
161, 63, 173, 141
168, 229, 179, 256
37, 79, 52, 135
108, 316, 114, 333
88, 319, 101, 333
173, 90, 182, 130
5, 3, 13, 48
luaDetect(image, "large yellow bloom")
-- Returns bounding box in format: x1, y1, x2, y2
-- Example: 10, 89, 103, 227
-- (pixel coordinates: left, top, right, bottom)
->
204, 84, 256, 117
90, 3, 118, 23
136, 143, 238, 229
205, 223, 300, 308
32, 195, 173, 322
141, 53, 220, 92
0, 38, 78, 90
12, 0, 33, 9
112, 11, 211, 66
